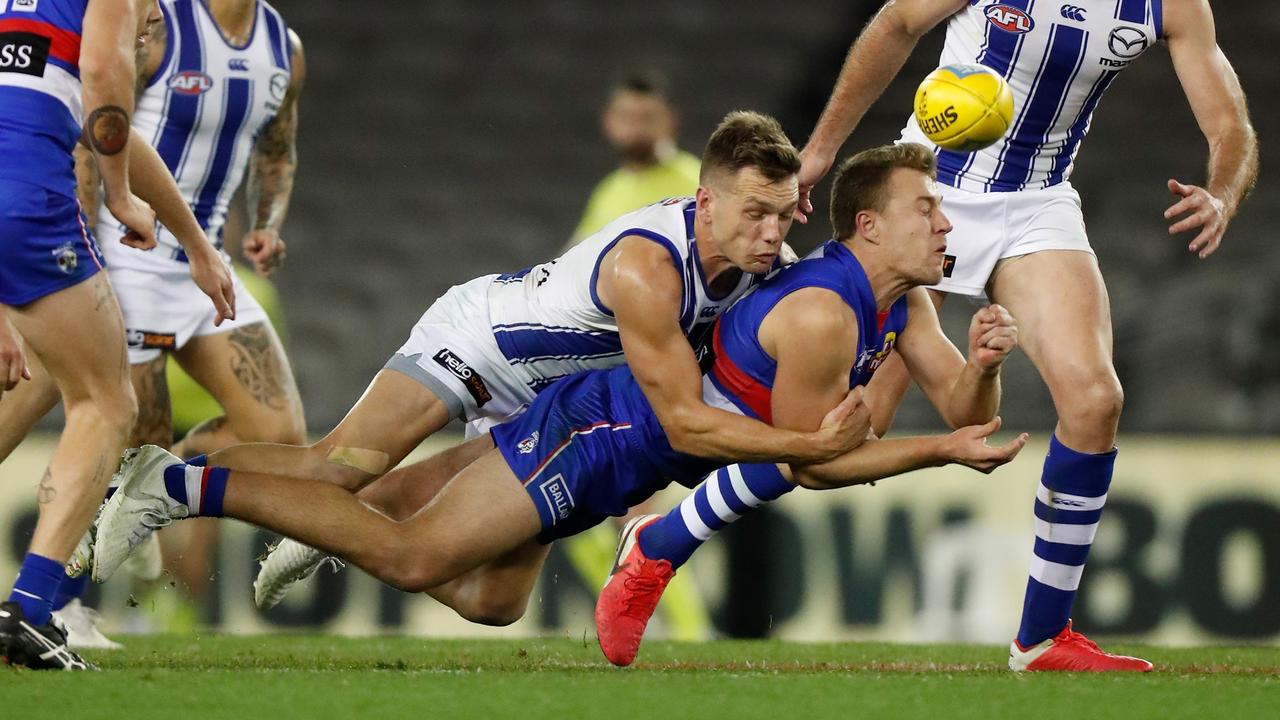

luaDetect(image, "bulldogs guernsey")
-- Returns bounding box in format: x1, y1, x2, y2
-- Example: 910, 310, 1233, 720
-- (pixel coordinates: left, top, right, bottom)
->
491, 240, 906, 541
98, 0, 293, 263
900, 0, 1161, 192
704, 240, 907, 423
0, 0, 86, 197
486, 197, 763, 396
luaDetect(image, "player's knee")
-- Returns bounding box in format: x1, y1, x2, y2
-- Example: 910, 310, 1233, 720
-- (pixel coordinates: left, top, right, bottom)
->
1061, 373, 1124, 427
454, 595, 527, 627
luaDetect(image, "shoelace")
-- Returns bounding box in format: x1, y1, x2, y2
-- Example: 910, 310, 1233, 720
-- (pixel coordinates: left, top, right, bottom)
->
1059, 629, 1104, 654
619, 567, 667, 621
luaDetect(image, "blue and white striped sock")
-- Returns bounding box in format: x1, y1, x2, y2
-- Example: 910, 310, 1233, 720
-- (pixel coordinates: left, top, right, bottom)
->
162, 463, 229, 517
1015, 434, 1116, 648
8, 552, 65, 625
637, 463, 794, 569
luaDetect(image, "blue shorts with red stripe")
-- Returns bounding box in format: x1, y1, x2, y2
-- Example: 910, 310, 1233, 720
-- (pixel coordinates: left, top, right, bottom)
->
491, 367, 718, 543
0, 178, 104, 306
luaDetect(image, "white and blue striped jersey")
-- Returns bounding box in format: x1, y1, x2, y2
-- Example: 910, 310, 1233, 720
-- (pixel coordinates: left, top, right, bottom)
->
900, 0, 1162, 192
0, 0, 87, 197
99, 0, 292, 258
487, 197, 763, 394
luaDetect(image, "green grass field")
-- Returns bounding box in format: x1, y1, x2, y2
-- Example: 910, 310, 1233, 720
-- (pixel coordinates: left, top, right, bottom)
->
4, 636, 1277, 720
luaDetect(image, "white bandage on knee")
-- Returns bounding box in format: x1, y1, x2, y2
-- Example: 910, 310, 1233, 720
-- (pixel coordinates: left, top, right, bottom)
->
325, 446, 390, 475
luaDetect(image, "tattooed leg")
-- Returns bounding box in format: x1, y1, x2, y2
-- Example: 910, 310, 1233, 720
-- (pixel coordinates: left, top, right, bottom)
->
128, 353, 173, 448
7, 273, 137, 562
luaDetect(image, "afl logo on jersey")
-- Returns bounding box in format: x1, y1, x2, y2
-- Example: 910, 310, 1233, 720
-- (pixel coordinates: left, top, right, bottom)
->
985, 4, 1034, 34
169, 70, 213, 95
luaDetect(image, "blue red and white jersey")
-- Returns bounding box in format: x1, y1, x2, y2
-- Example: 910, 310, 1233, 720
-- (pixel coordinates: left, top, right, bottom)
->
487, 197, 769, 395
900, 0, 1162, 192
99, 0, 291, 256
703, 240, 908, 422
0, 0, 88, 197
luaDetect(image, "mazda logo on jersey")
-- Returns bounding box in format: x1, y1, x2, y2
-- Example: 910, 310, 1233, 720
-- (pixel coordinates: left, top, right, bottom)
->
169, 70, 213, 95
1108, 26, 1149, 59
268, 72, 289, 102
985, 4, 1034, 34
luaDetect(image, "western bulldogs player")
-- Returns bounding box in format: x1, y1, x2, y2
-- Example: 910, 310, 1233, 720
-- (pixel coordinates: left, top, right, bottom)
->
628, 0, 1258, 672
91, 144, 1028, 640
2, 0, 306, 645
148, 111, 865, 612
0, 0, 234, 670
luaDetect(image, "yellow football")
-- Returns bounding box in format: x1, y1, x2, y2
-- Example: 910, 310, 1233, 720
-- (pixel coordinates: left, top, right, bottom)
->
914, 64, 1014, 152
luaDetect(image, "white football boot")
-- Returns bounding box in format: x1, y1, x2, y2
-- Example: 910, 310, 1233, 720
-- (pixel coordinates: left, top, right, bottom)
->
51, 599, 123, 650
93, 445, 191, 583
254, 538, 345, 609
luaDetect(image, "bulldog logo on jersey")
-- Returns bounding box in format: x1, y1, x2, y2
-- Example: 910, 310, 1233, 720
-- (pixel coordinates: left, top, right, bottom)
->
51, 242, 76, 274
985, 4, 1034, 34
169, 70, 214, 96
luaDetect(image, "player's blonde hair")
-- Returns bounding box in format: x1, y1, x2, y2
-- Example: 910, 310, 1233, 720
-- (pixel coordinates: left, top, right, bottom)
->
700, 111, 801, 186
830, 143, 937, 240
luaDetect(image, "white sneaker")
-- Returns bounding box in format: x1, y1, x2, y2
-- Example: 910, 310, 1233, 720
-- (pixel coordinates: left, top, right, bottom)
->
254, 538, 345, 609
122, 533, 164, 581
65, 525, 95, 579
93, 445, 191, 583
51, 599, 123, 650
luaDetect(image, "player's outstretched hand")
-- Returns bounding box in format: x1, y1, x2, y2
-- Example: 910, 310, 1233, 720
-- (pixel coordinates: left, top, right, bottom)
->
967, 303, 1017, 372
1165, 178, 1228, 259
187, 245, 236, 326
944, 417, 1028, 474
242, 229, 287, 277
106, 192, 158, 250
816, 386, 873, 458
0, 311, 31, 397
794, 147, 835, 224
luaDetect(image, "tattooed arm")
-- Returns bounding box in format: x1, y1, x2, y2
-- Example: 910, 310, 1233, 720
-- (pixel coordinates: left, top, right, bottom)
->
243, 31, 306, 277
73, 12, 165, 232
80, 0, 156, 247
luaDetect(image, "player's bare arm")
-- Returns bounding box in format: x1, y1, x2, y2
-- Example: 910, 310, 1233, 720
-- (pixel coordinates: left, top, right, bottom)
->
1161, 0, 1258, 259
71, 11, 162, 232
244, 30, 305, 277
600, 237, 865, 464
797, 0, 966, 220
760, 288, 870, 448
123, 131, 237, 323
893, 288, 1016, 428
80, 0, 155, 246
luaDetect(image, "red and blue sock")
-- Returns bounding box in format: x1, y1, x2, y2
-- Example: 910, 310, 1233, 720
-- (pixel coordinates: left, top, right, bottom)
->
1015, 434, 1116, 648
162, 463, 229, 517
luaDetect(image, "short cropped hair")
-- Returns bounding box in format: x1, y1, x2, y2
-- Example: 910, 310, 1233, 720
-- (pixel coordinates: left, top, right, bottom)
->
611, 67, 672, 101
830, 143, 937, 240
700, 111, 801, 186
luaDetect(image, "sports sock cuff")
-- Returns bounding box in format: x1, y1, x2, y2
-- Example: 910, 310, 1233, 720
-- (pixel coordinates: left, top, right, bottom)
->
52, 573, 89, 612
200, 467, 230, 518
185, 454, 208, 467
738, 463, 794, 502
164, 463, 191, 507
9, 552, 65, 625
1042, 433, 1117, 497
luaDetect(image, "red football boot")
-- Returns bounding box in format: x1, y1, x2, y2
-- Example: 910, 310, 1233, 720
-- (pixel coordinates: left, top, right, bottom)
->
1009, 620, 1153, 672
594, 514, 673, 667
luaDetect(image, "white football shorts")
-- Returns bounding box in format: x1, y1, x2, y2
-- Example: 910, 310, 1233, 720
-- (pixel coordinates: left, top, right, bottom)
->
385, 274, 534, 425
101, 239, 269, 365
931, 181, 1092, 297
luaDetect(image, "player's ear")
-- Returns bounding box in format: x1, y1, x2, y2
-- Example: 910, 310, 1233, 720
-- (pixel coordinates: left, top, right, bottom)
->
695, 185, 714, 223
856, 210, 880, 243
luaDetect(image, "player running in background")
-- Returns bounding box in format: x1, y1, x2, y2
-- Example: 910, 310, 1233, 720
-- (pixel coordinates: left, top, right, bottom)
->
609, 0, 1258, 672
0, 0, 306, 646
0, 0, 234, 670
92, 143, 1028, 636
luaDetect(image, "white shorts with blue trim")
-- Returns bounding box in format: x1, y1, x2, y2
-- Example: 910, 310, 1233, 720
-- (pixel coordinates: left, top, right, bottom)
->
101, 238, 268, 365
385, 274, 535, 425
930, 181, 1093, 298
